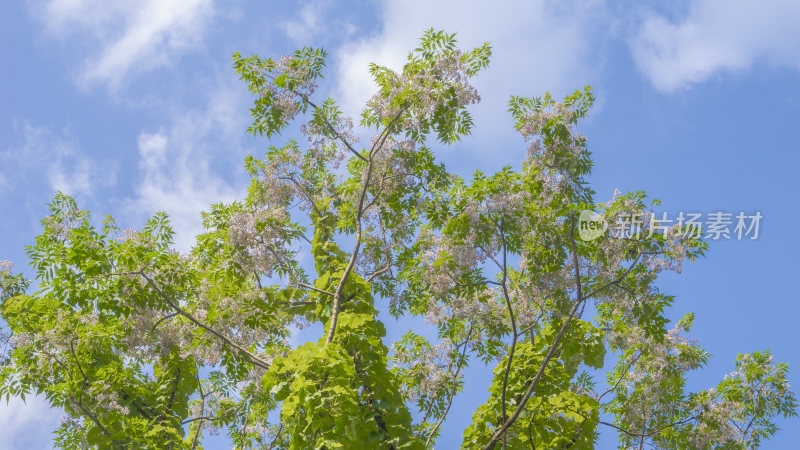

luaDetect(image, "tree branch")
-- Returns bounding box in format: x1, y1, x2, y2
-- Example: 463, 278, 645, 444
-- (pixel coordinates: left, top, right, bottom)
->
497, 217, 518, 450
112, 271, 272, 371
366, 264, 392, 282
70, 395, 123, 448
597, 416, 697, 439
298, 282, 335, 297
297, 93, 367, 162
482, 212, 584, 449
325, 108, 407, 344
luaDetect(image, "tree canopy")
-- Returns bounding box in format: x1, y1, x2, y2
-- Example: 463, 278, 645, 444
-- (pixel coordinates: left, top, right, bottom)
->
0, 30, 796, 449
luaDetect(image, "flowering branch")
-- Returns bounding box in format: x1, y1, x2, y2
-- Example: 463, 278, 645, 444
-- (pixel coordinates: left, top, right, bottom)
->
109, 271, 272, 371
284, 86, 365, 162
325, 107, 407, 345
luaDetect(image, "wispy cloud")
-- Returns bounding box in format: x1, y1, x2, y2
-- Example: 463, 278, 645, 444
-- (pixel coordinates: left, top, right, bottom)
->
35, 0, 215, 91
333, 0, 610, 164
282, 0, 324, 45
125, 77, 252, 251
631, 0, 800, 92
0, 395, 62, 450
0, 122, 114, 201
281, 0, 357, 48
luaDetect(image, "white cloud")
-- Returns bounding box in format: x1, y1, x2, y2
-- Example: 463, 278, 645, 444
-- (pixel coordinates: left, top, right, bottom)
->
48, 157, 103, 197
333, 0, 610, 165
282, 1, 324, 45
0, 396, 62, 450
39, 0, 130, 37
36, 0, 215, 90
126, 78, 251, 251
631, 0, 800, 92
281, 0, 357, 47
0, 123, 114, 200
335, 0, 609, 113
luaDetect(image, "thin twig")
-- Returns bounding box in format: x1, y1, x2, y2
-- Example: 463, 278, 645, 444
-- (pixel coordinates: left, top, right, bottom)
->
366, 264, 392, 282
298, 282, 335, 297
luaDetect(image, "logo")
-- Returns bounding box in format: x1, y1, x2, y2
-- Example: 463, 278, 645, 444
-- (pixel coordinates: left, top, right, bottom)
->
578, 210, 607, 241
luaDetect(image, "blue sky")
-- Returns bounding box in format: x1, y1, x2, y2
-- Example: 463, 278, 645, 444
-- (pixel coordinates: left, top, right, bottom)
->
1, 0, 800, 448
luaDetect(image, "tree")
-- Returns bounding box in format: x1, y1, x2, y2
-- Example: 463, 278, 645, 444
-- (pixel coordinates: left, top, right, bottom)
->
0, 30, 796, 449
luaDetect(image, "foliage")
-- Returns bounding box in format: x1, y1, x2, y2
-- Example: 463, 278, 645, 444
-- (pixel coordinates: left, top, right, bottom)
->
1, 29, 796, 449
